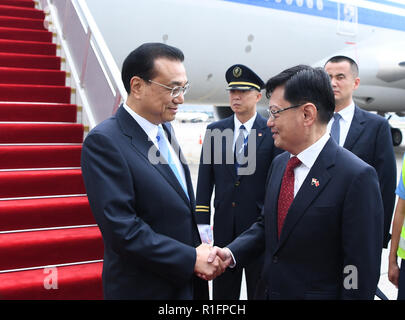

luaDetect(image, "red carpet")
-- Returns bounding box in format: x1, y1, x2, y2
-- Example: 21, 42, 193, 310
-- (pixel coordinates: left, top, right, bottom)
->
0, 0, 35, 8
0, 169, 86, 198
0, 26, 52, 41
0, 52, 61, 69
0, 38, 56, 55
0, 262, 103, 300
0, 123, 84, 143
0, 0, 103, 299
0, 67, 67, 85
0, 145, 81, 168
0, 103, 77, 122
0, 5, 44, 19
0, 196, 95, 231
0, 84, 71, 103
0, 226, 103, 270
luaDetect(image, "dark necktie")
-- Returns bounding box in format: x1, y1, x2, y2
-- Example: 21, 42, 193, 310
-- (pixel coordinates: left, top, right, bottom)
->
235, 125, 247, 172
277, 156, 301, 238
330, 113, 342, 145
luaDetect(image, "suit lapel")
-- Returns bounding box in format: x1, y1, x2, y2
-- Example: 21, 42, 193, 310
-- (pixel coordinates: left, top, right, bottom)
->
276, 139, 337, 250
164, 122, 195, 205
343, 105, 366, 150
268, 153, 289, 249
222, 117, 237, 179
116, 106, 191, 206
238, 114, 268, 181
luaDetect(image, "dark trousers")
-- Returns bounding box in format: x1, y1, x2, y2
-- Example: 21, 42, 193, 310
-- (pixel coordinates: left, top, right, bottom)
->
398, 259, 405, 300
212, 255, 263, 300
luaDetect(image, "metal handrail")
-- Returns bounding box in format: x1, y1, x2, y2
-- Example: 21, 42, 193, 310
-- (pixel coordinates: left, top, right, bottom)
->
38, 0, 127, 129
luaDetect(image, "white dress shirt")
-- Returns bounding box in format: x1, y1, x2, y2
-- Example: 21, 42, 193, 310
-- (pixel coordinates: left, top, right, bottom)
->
227, 132, 331, 267
233, 112, 257, 152
327, 101, 355, 147
122, 103, 187, 192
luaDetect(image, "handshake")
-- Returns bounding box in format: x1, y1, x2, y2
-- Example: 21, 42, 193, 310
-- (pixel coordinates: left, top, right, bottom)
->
194, 243, 234, 281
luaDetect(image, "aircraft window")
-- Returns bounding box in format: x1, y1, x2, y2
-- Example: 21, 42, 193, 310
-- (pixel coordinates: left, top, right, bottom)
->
317, 0, 323, 10
306, 0, 313, 9
296, 0, 304, 7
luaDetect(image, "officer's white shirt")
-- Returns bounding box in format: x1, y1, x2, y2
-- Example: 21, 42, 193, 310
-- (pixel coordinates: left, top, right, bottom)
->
233, 112, 257, 152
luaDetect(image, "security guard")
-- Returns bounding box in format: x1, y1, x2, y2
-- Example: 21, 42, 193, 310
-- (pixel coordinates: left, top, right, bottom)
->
196, 64, 282, 299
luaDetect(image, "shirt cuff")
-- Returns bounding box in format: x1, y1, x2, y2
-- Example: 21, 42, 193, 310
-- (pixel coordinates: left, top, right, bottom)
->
225, 247, 236, 268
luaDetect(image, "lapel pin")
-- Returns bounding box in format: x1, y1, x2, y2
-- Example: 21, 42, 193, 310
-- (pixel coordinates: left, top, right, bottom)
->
311, 178, 320, 187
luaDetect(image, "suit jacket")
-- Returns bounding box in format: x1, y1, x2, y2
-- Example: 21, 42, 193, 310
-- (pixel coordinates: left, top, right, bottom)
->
228, 138, 383, 300
195, 114, 281, 246
344, 106, 396, 247
81, 105, 205, 299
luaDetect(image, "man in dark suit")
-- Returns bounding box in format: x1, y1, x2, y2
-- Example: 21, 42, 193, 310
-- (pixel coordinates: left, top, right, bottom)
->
195, 64, 281, 299
81, 43, 223, 299
208, 65, 384, 299
324, 56, 396, 249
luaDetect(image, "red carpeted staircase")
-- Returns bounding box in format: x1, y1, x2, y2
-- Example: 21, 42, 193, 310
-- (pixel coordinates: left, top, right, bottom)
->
0, 0, 103, 299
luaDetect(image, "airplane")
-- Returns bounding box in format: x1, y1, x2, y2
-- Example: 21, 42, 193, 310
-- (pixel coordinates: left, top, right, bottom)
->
2, 0, 402, 301
176, 111, 210, 123
82, 0, 405, 145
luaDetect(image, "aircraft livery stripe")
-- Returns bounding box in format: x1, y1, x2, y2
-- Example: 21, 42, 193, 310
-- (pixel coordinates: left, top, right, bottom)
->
366, 0, 405, 10
222, 0, 405, 32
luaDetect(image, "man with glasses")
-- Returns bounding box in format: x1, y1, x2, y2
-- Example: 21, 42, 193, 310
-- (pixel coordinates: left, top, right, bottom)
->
207, 65, 383, 299
195, 64, 281, 299
81, 43, 224, 299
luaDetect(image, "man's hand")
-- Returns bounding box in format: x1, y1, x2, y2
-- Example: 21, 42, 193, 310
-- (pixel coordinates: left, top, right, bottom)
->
208, 246, 233, 268
194, 243, 225, 280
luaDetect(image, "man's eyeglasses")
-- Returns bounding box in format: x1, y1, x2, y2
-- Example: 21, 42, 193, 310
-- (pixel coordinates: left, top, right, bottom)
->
149, 80, 189, 98
267, 103, 304, 120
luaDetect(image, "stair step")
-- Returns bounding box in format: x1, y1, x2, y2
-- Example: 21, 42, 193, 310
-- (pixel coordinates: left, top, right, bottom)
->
0, 38, 56, 55
0, 0, 102, 301
0, 122, 83, 143
0, 103, 76, 122
0, 5, 45, 20
0, 15, 45, 30
0, 261, 103, 299
0, 169, 86, 198
0, 0, 35, 8
0, 26, 52, 42
0, 226, 103, 271
0, 144, 82, 169
0, 196, 95, 231
0, 84, 71, 103
0, 52, 60, 69
0, 66, 66, 86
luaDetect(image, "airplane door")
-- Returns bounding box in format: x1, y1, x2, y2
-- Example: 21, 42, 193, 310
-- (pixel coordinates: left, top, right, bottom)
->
337, 3, 358, 37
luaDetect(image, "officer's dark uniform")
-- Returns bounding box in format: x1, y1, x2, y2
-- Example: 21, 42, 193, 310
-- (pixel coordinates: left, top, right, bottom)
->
195, 65, 282, 299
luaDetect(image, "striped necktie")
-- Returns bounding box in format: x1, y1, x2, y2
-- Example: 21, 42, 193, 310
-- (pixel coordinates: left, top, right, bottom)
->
235, 125, 247, 172
330, 113, 342, 145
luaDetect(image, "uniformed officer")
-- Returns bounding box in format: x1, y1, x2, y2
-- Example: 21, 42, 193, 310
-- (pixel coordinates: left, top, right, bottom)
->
195, 64, 282, 299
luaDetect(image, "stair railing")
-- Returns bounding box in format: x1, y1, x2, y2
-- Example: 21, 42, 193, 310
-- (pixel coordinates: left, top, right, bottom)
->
38, 0, 127, 130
